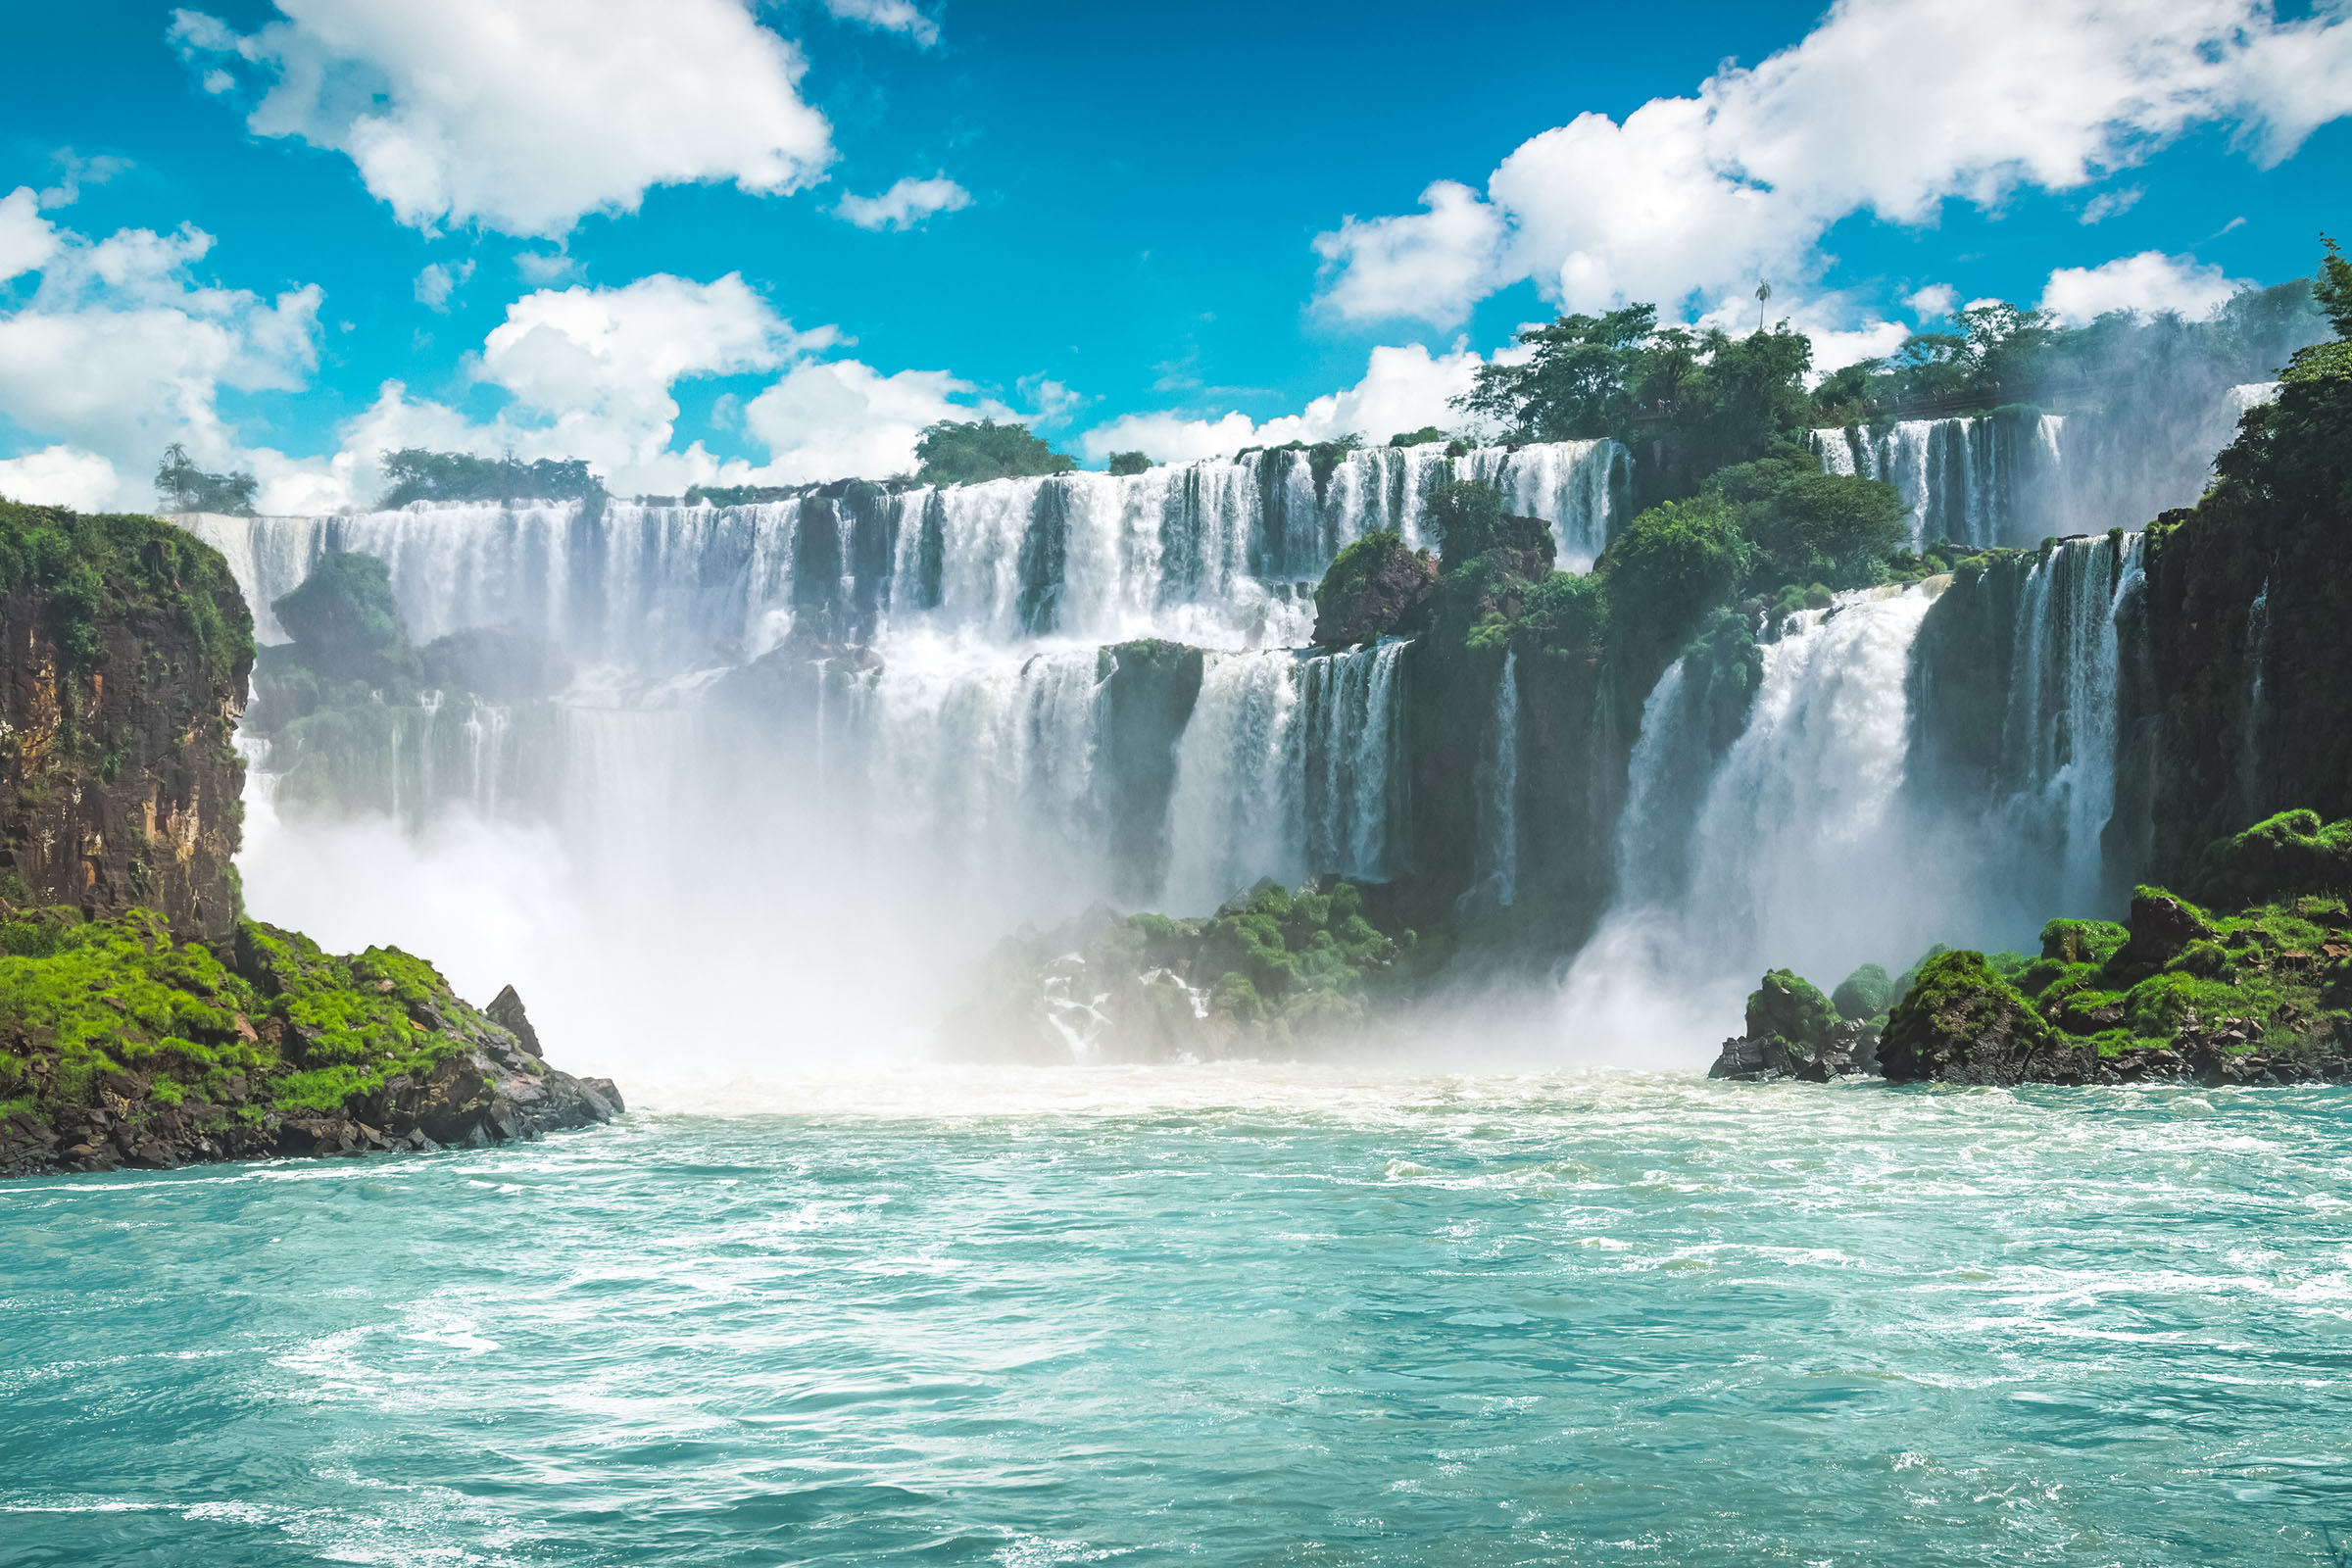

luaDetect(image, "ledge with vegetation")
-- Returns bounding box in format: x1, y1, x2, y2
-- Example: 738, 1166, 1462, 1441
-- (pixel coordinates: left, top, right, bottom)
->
1711, 810, 2352, 1087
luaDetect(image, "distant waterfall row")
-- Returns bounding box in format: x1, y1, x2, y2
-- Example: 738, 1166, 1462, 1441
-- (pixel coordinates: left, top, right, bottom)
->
1809, 383, 2278, 552
188, 438, 1626, 670
1811, 415, 2065, 550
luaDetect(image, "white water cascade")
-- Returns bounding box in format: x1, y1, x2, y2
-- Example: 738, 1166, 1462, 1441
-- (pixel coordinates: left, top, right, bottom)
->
1557, 585, 1948, 1063
183, 437, 1625, 668
1811, 416, 2065, 550
1993, 533, 2144, 918
1467, 651, 1519, 909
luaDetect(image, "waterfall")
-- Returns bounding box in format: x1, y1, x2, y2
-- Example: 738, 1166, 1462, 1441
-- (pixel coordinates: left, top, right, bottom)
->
1298, 640, 1408, 884
1810, 416, 2056, 550
188, 437, 1625, 671
1558, 586, 1943, 1062
1468, 651, 1519, 908
2239, 574, 2271, 824
1991, 534, 2143, 916
1156, 640, 1410, 914
1163, 652, 1302, 913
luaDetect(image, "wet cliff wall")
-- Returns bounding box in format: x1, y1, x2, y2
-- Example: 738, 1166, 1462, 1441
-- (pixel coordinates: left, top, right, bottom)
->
0, 502, 253, 948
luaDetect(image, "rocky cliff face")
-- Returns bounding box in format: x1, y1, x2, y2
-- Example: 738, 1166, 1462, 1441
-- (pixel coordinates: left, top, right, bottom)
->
0, 504, 253, 948
0, 508, 623, 1175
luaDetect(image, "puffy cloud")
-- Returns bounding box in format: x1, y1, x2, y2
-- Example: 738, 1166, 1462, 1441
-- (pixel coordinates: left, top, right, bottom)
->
741, 361, 1006, 483
2038, 251, 2247, 325
329, 274, 1003, 497
414, 259, 472, 311
481, 272, 820, 423
836, 174, 971, 231
1080, 342, 1487, 464
1903, 283, 1959, 321
513, 250, 581, 286
0, 187, 60, 279
1315, 0, 2352, 327
1806, 319, 1912, 374
0, 446, 122, 511
168, 0, 834, 237
1314, 181, 1505, 326
36, 151, 131, 211
820, 0, 939, 47
0, 205, 321, 509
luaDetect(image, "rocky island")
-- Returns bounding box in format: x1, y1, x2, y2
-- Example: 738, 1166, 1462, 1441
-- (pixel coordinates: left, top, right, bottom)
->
0, 500, 619, 1175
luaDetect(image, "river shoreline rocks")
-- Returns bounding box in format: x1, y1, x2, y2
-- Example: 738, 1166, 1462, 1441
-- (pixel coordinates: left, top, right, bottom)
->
0, 975, 622, 1178
1713, 816, 2352, 1089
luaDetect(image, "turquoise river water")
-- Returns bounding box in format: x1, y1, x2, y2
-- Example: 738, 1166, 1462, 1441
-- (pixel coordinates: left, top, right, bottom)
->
4, 1066, 2351, 1566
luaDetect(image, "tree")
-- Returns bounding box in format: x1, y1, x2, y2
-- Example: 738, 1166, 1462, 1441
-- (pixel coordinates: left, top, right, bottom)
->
1106, 451, 1152, 475
1596, 494, 1747, 671
1422, 478, 1508, 569
154, 444, 260, 515
913, 419, 1075, 485
378, 450, 603, 509
1454, 305, 1659, 440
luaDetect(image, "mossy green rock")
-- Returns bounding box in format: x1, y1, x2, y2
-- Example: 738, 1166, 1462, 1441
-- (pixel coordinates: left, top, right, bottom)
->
1746, 968, 1837, 1052
0, 501, 254, 947
942, 878, 1414, 1061
1879, 951, 2093, 1086
1311, 530, 1437, 649
0, 906, 620, 1175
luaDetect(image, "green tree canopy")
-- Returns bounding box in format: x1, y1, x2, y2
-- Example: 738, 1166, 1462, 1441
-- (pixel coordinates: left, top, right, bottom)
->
379, 450, 604, 509
1455, 305, 1658, 441
1706, 448, 1907, 591
1596, 494, 1747, 674
154, 444, 259, 515
914, 419, 1075, 485
1105, 451, 1152, 475
1422, 478, 1509, 570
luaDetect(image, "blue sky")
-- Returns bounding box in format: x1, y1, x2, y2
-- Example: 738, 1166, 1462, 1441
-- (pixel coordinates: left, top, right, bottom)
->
0, 0, 2346, 512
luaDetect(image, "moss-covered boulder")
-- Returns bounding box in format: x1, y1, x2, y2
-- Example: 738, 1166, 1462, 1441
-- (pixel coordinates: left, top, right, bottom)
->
1710, 967, 1879, 1081
2117, 887, 2219, 968
939, 878, 1414, 1061
2191, 809, 2352, 906
1879, 950, 2093, 1085
1747, 968, 1836, 1050
1311, 529, 1437, 649
1831, 962, 1895, 1022
0, 906, 620, 1175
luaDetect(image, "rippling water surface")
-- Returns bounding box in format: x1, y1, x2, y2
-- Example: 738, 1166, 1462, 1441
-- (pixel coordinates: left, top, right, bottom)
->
5, 1066, 2351, 1565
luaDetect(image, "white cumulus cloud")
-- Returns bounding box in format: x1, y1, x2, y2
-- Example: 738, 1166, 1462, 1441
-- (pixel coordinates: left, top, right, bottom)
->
1080, 342, 1487, 465
0, 200, 322, 509
167, 0, 835, 237
1315, 0, 2352, 328
837, 174, 972, 231
820, 0, 939, 47
743, 361, 1005, 483
0, 446, 122, 511
0, 186, 61, 280
414, 259, 473, 311
2038, 251, 2248, 325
